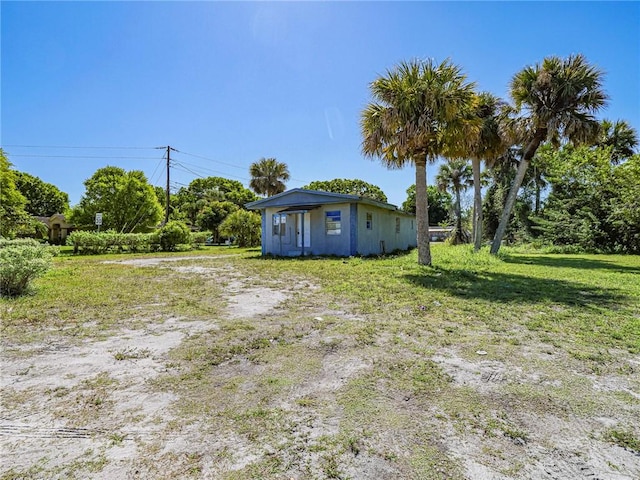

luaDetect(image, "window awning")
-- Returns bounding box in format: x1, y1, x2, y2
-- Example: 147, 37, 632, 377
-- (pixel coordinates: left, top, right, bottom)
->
277, 205, 320, 214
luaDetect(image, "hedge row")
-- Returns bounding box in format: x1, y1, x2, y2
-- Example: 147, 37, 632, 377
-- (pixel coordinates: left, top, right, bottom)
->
67, 225, 210, 255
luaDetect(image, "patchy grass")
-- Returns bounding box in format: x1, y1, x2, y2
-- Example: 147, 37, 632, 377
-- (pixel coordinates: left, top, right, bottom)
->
2, 245, 639, 479
604, 428, 640, 453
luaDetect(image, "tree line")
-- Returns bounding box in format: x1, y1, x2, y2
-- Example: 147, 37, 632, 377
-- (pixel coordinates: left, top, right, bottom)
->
361, 54, 638, 264
2, 53, 638, 256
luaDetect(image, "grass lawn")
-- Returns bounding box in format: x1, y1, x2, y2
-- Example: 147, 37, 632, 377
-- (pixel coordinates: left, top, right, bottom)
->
1, 244, 638, 479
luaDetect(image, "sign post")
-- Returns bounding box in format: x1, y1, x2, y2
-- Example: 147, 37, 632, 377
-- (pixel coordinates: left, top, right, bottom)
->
95, 213, 103, 232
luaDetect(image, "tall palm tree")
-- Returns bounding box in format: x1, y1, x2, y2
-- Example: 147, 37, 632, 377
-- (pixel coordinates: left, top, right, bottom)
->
361, 58, 478, 265
467, 92, 508, 251
436, 159, 473, 244
249, 158, 290, 197
596, 119, 638, 164
490, 54, 608, 255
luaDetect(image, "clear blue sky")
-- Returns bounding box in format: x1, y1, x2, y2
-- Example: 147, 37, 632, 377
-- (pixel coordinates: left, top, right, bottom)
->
2, 1, 639, 208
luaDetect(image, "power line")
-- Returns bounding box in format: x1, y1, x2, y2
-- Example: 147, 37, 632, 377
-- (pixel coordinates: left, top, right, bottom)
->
2, 144, 158, 150
179, 150, 248, 173
172, 160, 252, 182
177, 149, 310, 185
8, 154, 161, 159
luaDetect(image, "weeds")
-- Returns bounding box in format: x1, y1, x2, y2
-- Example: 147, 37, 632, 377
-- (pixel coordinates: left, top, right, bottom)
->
2, 246, 639, 479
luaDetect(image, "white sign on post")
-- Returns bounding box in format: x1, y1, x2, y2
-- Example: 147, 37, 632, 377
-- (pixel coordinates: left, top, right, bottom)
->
95, 213, 103, 226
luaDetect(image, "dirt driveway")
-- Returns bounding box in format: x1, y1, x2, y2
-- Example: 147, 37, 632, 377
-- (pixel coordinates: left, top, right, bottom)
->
1, 255, 638, 479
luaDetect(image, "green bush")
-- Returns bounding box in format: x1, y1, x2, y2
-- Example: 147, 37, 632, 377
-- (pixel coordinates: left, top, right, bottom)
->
0, 243, 54, 297
158, 221, 191, 252
191, 231, 209, 249
219, 210, 261, 248
0, 237, 42, 249
67, 231, 158, 254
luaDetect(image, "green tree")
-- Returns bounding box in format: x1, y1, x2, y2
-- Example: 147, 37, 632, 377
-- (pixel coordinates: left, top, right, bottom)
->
173, 177, 257, 227
196, 201, 239, 243
361, 58, 478, 265
219, 210, 261, 248
70, 166, 163, 232
402, 185, 452, 226
14, 171, 69, 216
609, 153, 640, 252
467, 92, 507, 250
482, 147, 538, 243
491, 54, 608, 254
303, 178, 388, 203
0, 150, 30, 238
537, 146, 640, 253
436, 159, 473, 244
249, 158, 290, 197
596, 119, 638, 164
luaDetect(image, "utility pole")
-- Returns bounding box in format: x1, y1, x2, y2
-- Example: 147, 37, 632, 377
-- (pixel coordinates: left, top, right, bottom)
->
165, 146, 171, 225
162, 146, 178, 225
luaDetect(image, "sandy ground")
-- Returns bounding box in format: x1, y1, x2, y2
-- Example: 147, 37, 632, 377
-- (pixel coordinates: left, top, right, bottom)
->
1, 256, 638, 479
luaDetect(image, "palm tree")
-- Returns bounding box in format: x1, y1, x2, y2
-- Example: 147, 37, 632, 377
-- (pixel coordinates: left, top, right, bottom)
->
249, 158, 290, 197
596, 119, 638, 164
361, 58, 478, 265
467, 92, 508, 251
436, 159, 473, 244
490, 54, 608, 255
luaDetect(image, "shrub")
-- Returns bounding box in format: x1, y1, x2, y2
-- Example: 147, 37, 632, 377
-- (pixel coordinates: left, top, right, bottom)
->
0, 243, 54, 297
67, 231, 158, 254
219, 210, 261, 248
122, 233, 150, 253
158, 221, 191, 252
191, 231, 209, 249
0, 238, 41, 249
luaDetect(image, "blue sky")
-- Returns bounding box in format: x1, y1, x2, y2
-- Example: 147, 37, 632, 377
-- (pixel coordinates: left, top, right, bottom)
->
2, 1, 639, 208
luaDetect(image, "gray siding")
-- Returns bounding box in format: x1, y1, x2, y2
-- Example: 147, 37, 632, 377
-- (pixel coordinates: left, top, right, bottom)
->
356, 204, 416, 255
261, 202, 353, 257
260, 202, 415, 257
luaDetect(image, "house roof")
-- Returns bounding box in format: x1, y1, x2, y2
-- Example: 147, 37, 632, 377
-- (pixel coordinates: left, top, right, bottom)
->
33, 214, 73, 228
246, 188, 410, 215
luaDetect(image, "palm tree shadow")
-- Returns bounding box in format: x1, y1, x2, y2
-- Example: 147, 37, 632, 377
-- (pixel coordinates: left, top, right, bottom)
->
403, 268, 626, 308
503, 255, 640, 274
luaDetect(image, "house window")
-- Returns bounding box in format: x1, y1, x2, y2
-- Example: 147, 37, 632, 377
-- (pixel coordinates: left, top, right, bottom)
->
366, 212, 372, 230
272, 214, 286, 236
395, 217, 400, 234
326, 210, 341, 235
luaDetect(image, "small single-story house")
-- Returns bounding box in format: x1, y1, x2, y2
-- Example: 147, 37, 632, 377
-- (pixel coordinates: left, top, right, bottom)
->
246, 189, 417, 257
34, 213, 74, 245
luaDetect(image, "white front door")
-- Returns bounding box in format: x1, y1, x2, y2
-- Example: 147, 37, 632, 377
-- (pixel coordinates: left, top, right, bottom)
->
296, 213, 311, 248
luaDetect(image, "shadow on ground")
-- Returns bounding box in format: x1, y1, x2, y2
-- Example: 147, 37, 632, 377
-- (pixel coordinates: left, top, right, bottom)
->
503, 254, 640, 274
403, 268, 627, 308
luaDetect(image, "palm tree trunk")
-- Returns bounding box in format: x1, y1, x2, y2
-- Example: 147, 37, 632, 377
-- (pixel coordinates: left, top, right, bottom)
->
455, 187, 463, 244
471, 157, 482, 251
490, 130, 546, 255
534, 171, 542, 215
415, 158, 432, 265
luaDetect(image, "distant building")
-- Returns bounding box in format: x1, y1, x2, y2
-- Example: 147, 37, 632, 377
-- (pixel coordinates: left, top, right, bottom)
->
246, 189, 417, 257
34, 214, 74, 245
428, 226, 455, 242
